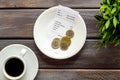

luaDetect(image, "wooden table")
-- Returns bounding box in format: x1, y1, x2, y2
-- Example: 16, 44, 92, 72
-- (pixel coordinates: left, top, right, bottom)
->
0, 0, 120, 80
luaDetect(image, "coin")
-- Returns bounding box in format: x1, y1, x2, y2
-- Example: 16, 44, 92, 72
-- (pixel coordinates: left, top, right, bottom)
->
51, 38, 61, 49
66, 30, 74, 38
60, 41, 69, 51
60, 36, 71, 51
61, 36, 71, 46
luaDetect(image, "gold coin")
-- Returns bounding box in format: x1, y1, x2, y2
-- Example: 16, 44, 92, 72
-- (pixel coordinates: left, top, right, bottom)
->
61, 36, 71, 46
66, 30, 74, 38
51, 38, 61, 49
60, 41, 69, 51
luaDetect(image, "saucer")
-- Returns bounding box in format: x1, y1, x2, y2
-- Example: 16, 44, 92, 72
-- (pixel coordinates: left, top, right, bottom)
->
0, 44, 39, 80
34, 6, 87, 59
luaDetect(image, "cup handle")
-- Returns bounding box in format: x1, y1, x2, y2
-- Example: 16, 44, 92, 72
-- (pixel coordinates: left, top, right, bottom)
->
20, 48, 27, 57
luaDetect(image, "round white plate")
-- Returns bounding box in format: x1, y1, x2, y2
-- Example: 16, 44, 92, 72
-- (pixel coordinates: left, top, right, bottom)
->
0, 44, 39, 80
34, 6, 87, 59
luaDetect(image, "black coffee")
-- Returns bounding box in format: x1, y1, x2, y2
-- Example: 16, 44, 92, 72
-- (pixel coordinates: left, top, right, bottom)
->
5, 58, 24, 77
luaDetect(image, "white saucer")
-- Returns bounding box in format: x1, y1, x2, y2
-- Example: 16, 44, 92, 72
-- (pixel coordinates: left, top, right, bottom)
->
34, 6, 87, 59
0, 44, 39, 80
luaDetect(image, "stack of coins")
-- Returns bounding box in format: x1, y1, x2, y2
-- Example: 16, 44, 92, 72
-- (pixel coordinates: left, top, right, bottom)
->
60, 36, 71, 51
51, 29, 74, 51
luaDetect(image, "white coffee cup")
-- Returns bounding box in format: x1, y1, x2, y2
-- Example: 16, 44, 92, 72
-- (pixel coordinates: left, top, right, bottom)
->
3, 48, 27, 80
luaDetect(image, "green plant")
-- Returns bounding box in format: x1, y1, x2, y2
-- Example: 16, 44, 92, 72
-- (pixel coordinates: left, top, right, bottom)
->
95, 0, 120, 48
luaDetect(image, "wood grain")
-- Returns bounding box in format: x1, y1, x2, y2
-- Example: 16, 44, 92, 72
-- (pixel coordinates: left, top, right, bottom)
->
0, 40, 120, 69
0, 0, 101, 8
0, 0, 119, 79
35, 69, 120, 80
0, 9, 99, 38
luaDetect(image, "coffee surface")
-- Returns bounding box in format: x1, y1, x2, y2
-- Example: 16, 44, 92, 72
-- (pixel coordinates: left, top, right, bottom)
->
5, 58, 24, 77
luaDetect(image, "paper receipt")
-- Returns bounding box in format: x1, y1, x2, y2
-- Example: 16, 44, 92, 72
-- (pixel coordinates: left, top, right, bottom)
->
44, 5, 79, 54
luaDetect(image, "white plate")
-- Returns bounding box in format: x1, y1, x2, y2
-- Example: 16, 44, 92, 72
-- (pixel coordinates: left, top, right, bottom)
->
0, 44, 39, 80
34, 6, 87, 59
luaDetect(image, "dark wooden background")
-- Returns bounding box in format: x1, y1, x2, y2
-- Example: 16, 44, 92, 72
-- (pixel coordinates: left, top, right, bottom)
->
0, 0, 120, 80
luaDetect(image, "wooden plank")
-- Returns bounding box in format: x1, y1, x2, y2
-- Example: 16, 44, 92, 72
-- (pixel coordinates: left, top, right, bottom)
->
35, 69, 120, 80
0, 9, 40, 38
58, 0, 101, 8
0, 40, 120, 69
0, 9, 99, 38
0, 0, 101, 8
0, 0, 57, 8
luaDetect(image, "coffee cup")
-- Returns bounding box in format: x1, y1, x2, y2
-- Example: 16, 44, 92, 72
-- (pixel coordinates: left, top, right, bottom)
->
3, 48, 27, 80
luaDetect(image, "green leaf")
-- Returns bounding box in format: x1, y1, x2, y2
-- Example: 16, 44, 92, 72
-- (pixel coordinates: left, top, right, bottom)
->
107, 7, 111, 12
103, 32, 107, 40
97, 20, 105, 27
104, 9, 109, 15
119, 14, 120, 21
107, 0, 110, 4
111, 7, 116, 14
102, 26, 106, 32
103, 0, 107, 4
103, 15, 109, 19
113, 3, 117, 7
113, 16, 118, 28
100, 5, 108, 12
112, 29, 116, 34
105, 20, 110, 29
118, 0, 120, 2
95, 15, 103, 21
119, 7, 120, 11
